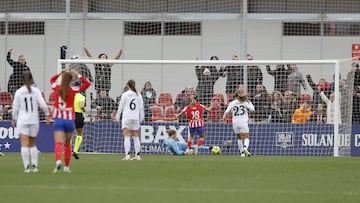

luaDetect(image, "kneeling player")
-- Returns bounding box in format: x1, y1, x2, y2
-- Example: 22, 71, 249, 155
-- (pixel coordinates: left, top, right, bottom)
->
161, 130, 213, 155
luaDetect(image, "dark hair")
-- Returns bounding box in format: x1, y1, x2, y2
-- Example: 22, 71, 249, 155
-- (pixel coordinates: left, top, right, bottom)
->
210, 56, 218, 60
127, 79, 138, 95
98, 53, 108, 59
166, 129, 176, 137
22, 71, 34, 93
58, 72, 72, 101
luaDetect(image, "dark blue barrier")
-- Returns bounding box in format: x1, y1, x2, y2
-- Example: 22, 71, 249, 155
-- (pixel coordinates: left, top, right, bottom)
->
1, 121, 360, 156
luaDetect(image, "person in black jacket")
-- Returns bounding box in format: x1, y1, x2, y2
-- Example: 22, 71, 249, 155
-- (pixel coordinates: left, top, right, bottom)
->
266, 64, 291, 94
6, 48, 32, 95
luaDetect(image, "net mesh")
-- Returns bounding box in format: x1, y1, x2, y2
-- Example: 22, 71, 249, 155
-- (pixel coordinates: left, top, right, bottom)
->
1, 0, 360, 156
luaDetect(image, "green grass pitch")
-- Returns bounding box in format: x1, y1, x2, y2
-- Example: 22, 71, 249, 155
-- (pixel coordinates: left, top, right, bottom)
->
0, 153, 359, 203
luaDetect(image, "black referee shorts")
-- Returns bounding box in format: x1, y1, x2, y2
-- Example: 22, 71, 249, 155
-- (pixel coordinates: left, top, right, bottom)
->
75, 112, 85, 128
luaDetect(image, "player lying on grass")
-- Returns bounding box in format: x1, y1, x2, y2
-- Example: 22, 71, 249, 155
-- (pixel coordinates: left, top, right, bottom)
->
161, 129, 213, 155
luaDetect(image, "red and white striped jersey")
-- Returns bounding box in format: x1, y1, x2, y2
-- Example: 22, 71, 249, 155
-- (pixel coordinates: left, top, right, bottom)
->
50, 74, 90, 120
180, 103, 206, 128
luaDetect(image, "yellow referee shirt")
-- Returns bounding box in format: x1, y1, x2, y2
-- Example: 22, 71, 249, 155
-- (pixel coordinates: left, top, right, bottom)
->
74, 93, 85, 113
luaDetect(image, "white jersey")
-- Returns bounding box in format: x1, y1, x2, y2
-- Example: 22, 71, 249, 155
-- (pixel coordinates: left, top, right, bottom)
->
12, 85, 50, 124
223, 99, 255, 123
116, 90, 144, 122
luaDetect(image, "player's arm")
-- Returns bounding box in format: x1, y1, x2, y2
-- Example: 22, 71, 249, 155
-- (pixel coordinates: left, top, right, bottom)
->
11, 92, 20, 126
115, 94, 125, 122
139, 94, 145, 123
246, 100, 255, 112
222, 103, 232, 120
36, 89, 51, 123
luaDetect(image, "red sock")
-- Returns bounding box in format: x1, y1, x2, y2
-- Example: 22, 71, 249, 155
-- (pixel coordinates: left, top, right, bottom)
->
64, 143, 71, 167
55, 142, 62, 161
187, 141, 192, 149
197, 139, 203, 147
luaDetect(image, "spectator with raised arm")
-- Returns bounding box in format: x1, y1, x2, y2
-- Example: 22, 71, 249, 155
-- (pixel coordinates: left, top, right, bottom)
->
287, 64, 307, 97
84, 47, 123, 96
266, 64, 291, 94
220, 54, 244, 98
69, 54, 94, 96
6, 48, 32, 95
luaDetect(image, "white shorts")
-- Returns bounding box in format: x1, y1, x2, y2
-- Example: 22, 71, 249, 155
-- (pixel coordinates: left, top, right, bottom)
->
17, 122, 40, 137
232, 122, 249, 134
122, 119, 140, 130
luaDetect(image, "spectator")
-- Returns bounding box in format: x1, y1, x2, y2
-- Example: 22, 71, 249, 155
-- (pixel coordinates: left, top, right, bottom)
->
84, 47, 123, 96
91, 90, 117, 120
287, 64, 307, 97
174, 86, 195, 123
306, 74, 323, 110
319, 91, 341, 124
195, 56, 222, 108
69, 54, 94, 96
220, 54, 244, 98
140, 81, 157, 122
207, 96, 224, 123
309, 103, 326, 124
282, 90, 299, 123
291, 101, 313, 124
6, 48, 32, 95
251, 84, 269, 123
268, 91, 284, 123
266, 64, 291, 94
246, 54, 263, 98
352, 87, 360, 124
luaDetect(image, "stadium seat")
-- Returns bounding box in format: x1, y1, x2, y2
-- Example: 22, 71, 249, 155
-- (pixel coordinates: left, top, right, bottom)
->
157, 93, 173, 107
150, 106, 163, 122
0, 92, 13, 107
163, 107, 177, 122
47, 92, 55, 105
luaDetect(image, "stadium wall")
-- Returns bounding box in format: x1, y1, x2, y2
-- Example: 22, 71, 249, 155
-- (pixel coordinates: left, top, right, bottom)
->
1, 121, 360, 156
1, 19, 359, 102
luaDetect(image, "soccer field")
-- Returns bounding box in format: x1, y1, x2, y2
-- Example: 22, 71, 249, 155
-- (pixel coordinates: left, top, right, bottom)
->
0, 153, 359, 203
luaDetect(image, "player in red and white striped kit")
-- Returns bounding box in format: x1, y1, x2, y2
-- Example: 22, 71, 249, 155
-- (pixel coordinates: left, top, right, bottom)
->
176, 95, 212, 155
50, 69, 90, 173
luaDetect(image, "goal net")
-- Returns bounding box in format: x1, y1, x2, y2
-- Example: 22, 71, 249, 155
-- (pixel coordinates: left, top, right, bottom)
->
57, 58, 354, 157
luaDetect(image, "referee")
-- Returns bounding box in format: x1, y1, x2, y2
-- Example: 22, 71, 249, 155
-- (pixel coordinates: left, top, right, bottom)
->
73, 92, 86, 159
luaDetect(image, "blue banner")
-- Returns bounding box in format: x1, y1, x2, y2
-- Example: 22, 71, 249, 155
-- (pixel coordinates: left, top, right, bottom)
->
1, 121, 360, 156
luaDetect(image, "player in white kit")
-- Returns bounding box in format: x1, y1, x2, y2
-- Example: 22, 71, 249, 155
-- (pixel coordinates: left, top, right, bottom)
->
115, 79, 144, 160
12, 71, 50, 173
223, 92, 255, 157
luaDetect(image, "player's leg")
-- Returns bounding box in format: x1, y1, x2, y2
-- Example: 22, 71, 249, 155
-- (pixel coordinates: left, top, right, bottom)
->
29, 124, 39, 172
196, 127, 205, 147
186, 132, 194, 154
131, 130, 141, 160
53, 130, 64, 173
122, 128, 131, 160
73, 127, 83, 160
63, 131, 73, 173
20, 133, 31, 173
242, 132, 251, 157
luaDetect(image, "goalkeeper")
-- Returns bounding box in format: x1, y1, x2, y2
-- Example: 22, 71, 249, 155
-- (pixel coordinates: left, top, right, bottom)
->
161, 130, 212, 155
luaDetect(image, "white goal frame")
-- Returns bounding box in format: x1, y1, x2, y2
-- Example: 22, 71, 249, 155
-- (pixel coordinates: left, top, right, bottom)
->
58, 59, 342, 157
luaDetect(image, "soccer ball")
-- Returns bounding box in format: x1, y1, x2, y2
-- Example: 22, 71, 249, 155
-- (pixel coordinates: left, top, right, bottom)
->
211, 146, 221, 155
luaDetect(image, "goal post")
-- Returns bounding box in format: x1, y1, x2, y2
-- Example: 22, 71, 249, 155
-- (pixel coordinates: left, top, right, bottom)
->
57, 58, 352, 157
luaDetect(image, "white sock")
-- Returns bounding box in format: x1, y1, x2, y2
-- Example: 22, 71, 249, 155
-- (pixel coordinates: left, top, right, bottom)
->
21, 147, 30, 169
124, 136, 131, 155
237, 139, 243, 152
132, 136, 141, 156
244, 138, 250, 150
30, 146, 38, 167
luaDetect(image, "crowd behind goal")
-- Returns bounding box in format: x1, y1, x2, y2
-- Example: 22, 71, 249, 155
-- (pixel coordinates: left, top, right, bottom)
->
1, 50, 359, 126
